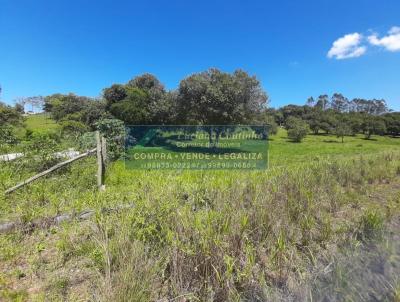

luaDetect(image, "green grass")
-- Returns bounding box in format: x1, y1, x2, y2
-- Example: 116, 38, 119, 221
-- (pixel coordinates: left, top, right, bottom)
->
2, 114, 60, 146
125, 127, 400, 169
24, 113, 60, 134
1, 150, 400, 300
269, 128, 400, 167
1, 121, 400, 301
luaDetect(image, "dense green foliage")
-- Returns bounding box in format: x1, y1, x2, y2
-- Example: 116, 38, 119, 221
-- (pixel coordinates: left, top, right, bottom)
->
0, 102, 23, 149
0, 126, 18, 146
44, 94, 107, 129
0, 102, 22, 126
177, 69, 268, 125
104, 74, 176, 125
95, 118, 125, 160
32, 71, 400, 144
286, 117, 310, 142
266, 95, 399, 140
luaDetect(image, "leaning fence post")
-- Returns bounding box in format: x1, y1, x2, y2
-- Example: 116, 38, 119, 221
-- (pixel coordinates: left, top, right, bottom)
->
96, 131, 105, 191
101, 136, 107, 167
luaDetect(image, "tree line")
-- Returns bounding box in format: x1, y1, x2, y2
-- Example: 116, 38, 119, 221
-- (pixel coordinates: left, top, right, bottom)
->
266, 95, 398, 141
1, 69, 400, 145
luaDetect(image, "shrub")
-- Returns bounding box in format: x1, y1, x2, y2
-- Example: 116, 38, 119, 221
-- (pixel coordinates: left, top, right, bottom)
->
0, 126, 19, 146
78, 132, 97, 151
264, 115, 278, 135
60, 120, 89, 136
23, 132, 61, 171
95, 118, 125, 160
334, 122, 353, 143
361, 116, 387, 139
287, 118, 309, 142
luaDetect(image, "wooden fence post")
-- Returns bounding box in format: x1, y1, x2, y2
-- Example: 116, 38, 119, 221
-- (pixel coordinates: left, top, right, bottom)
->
96, 131, 106, 191
101, 136, 107, 167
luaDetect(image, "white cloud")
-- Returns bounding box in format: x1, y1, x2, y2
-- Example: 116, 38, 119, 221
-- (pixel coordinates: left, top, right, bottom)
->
368, 26, 400, 52
327, 33, 367, 60
389, 26, 400, 34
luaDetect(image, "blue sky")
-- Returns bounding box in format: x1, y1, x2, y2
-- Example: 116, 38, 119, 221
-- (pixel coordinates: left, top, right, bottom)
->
1, 0, 399, 110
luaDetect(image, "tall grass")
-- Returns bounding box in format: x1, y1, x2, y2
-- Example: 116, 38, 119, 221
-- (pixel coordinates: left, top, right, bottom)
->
84, 151, 400, 301
1, 148, 400, 300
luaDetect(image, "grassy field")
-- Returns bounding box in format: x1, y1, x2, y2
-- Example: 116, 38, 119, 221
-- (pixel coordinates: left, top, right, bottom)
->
8, 114, 61, 141
24, 114, 60, 133
269, 128, 400, 167
1, 120, 400, 301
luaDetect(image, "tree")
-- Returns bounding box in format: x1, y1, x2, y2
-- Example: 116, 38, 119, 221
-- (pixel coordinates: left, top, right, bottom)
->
281, 105, 306, 122
128, 73, 177, 124
371, 99, 389, 115
109, 87, 152, 125
103, 74, 176, 125
361, 116, 387, 139
177, 68, 268, 125
318, 110, 338, 134
44, 94, 106, 129
256, 114, 278, 135
306, 96, 315, 107
285, 116, 301, 130
383, 113, 400, 136
0, 102, 22, 126
80, 99, 107, 129
150, 91, 178, 125
0, 101, 22, 148
274, 111, 284, 126
103, 84, 127, 110
349, 98, 389, 115
286, 117, 309, 142
315, 95, 330, 110
333, 120, 352, 143
331, 93, 349, 113
304, 107, 325, 134
127, 73, 165, 93
45, 94, 87, 120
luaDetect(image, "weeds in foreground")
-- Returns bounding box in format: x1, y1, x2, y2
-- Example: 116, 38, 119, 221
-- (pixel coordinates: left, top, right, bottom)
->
1, 152, 400, 301
86, 152, 400, 301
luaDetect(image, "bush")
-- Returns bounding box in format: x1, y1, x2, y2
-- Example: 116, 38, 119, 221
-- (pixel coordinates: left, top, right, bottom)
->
333, 122, 353, 143
0, 126, 19, 147
0, 102, 23, 126
264, 115, 278, 135
361, 116, 387, 139
78, 132, 97, 151
287, 118, 309, 142
60, 120, 89, 136
23, 132, 61, 171
95, 118, 125, 160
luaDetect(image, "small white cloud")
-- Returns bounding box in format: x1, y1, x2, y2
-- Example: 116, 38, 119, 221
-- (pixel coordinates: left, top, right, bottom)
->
327, 33, 367, 60
368, 26, 400, 52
